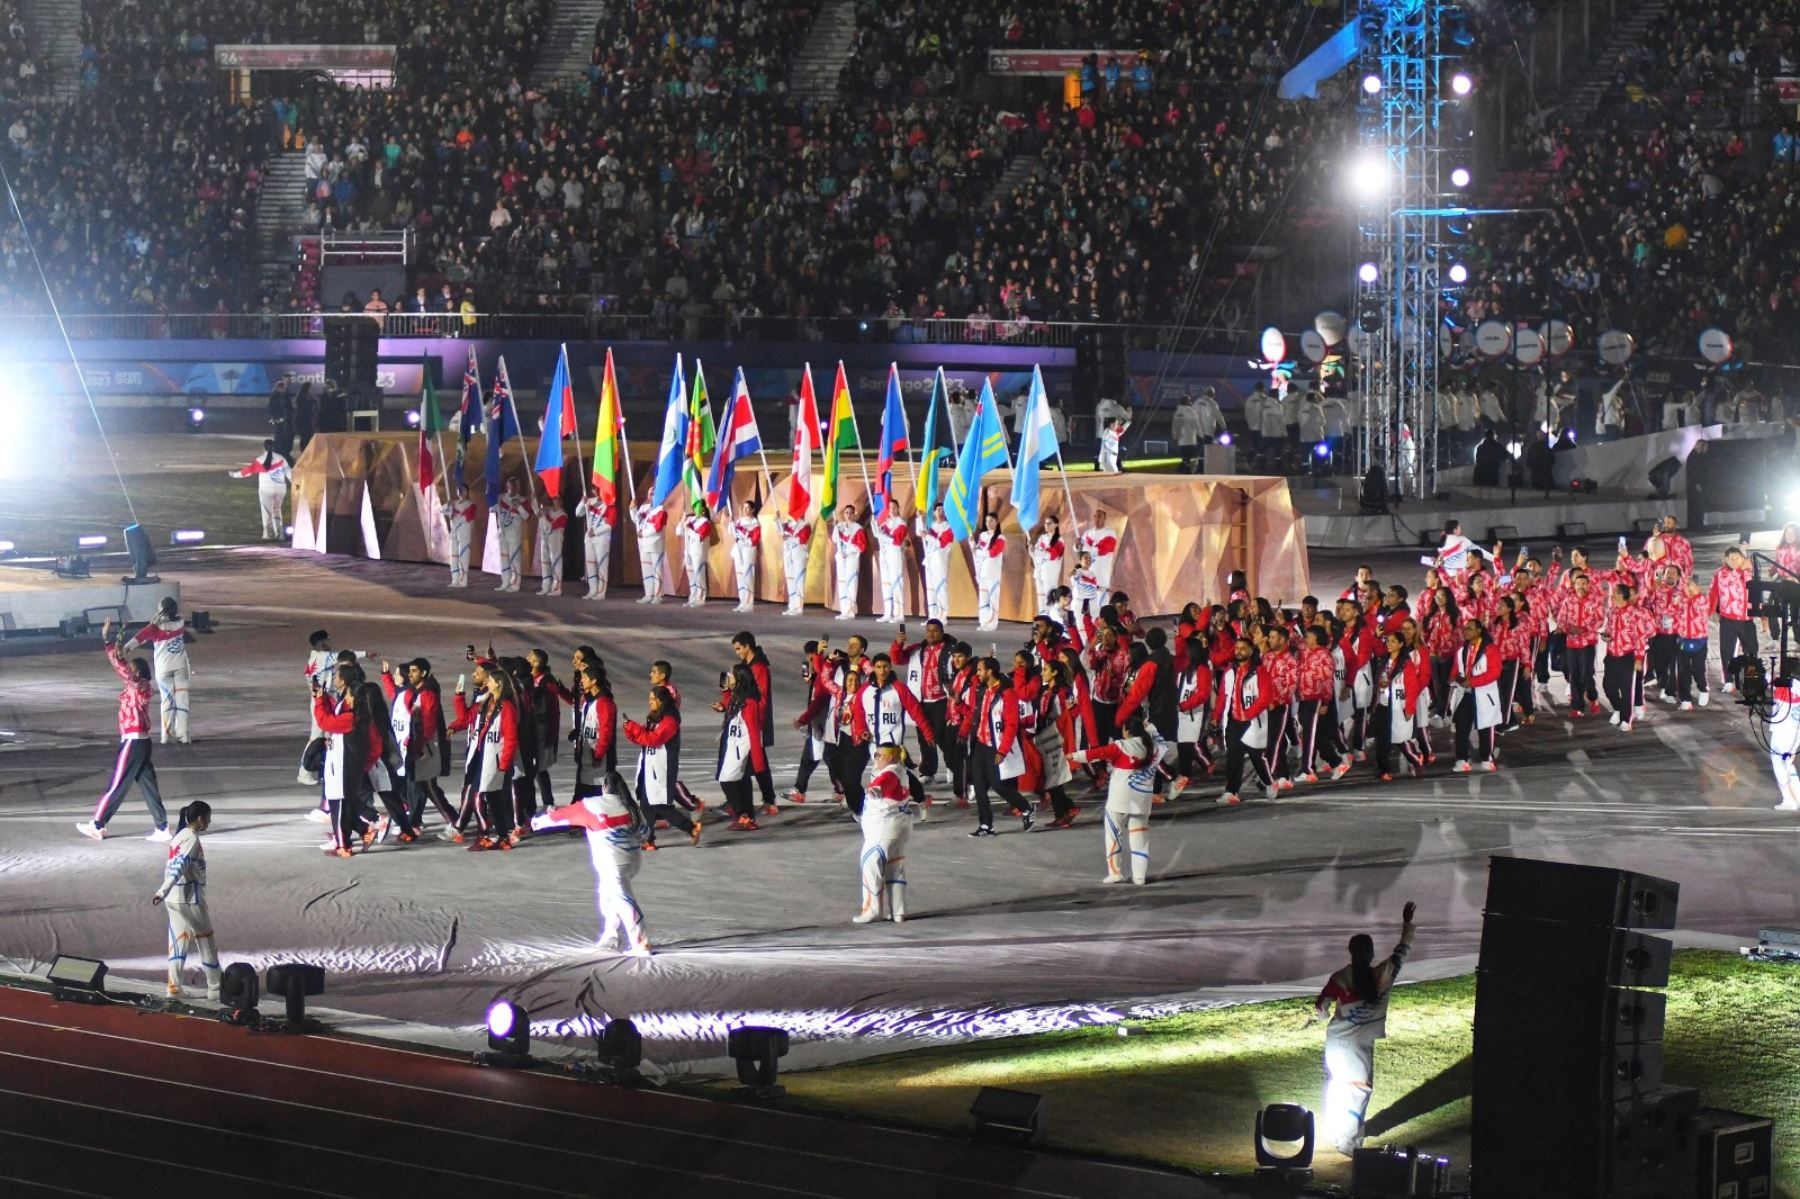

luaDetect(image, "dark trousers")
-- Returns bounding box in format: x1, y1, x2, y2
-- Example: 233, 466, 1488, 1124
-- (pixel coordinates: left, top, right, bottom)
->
406, 773, 456, 828
834, 741, 871, 816
1565, 644, 1598, 707
1224, 718, 1273, 794
1676, 638, 1709, 702
794, 739, 829, 795
1373, 708, 1421, 775
970, 742, 1022, 828
916, 699, 945, 777
1297, 700, 1342, 772
1092, 700, 1119, 745
1429, 657, 1452, 716
1045, 784, 1074, 819
754, 767, 776, 807
643, 803, 694, 842
93, 739, 166, 830
1454, 695, 1494, 763
1603, 653, 1638, 717
1497, 662, 1521, 728
1719, 618, 1758, 686
1265, 704, 1293, 780
721, 777, 755, 820
1176, 739, 1213, 778
1648, 633, 1677, 691
372, 787, 416, 835
1511, 658, 1536, 719
945, 732, 970, 800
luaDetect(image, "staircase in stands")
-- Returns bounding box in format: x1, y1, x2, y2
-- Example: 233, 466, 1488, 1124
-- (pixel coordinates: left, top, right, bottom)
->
21, 0, 82, 100
788, 0, 857, 104
532, 0, 609, 86
254, 152, 312, 300
1551, 0, 1670, 128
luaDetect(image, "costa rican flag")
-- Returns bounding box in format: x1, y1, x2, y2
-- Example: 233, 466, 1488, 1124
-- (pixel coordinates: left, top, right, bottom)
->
704, 369, 764, 510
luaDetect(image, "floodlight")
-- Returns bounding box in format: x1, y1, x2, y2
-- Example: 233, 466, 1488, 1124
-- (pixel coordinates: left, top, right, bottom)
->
1361, 74, 1382, 95
1450, 166, 1471, 188
1448, 263, 1469, 284
1358, 262, 1380, 284
1348, 152, 1390, 200
1451, 71, 1473, 93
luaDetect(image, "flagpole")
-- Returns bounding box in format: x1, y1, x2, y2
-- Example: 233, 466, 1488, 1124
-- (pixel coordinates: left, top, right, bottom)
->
1052, 437, 1082, 537
499, 358, 529, 491
617, 411, 639, 507
845, 383, 875, 508
567, 347, 589, 500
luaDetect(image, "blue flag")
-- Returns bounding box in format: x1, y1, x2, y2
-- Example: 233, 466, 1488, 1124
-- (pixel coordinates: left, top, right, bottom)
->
944, 379, 1011, 542
533, 344, 578, 497
1009, 365, 1061, 530
870, 363, 909, 517
704, 369, 764, 510
483, 356, 520, 506
651, 354, 689, 507
918, 367, 948, 518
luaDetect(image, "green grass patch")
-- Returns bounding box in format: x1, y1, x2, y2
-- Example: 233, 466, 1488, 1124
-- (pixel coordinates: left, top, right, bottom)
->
770, 951, 1800, 1191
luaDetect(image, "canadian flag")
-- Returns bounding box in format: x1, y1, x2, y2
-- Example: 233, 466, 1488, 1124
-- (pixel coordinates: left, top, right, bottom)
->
788, 364, 822, 521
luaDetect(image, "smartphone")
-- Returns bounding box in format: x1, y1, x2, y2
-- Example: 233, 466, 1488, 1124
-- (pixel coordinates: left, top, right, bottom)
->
1618, 536, 1628, 551
465, 643, 477, 661
718, 670, 731, 690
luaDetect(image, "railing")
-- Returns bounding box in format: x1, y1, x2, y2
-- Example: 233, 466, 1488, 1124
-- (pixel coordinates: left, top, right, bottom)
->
320, 229, 410, 265
0, 311, 1255, 351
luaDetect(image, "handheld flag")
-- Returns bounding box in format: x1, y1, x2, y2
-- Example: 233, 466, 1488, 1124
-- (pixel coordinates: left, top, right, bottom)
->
651, 354, 688, 506
417, 365, 446, 491
788, 364, 822, 520
944, 379, 1011, 542
918, 367, 948, 517
871, 363, 909, 517
590, 348, 622, 511
705, 369, 764, 509
682, 359, 716, 499
454, 345, 482, 482
484, 356, 521, 506
534, 344, 578, 497
1009, 365, 1061, 529
819, 361, 858, 519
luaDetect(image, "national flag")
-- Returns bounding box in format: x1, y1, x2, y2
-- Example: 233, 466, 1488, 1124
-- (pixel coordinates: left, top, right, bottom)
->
705, 369, 764, 510
590, 347, 623, 511
682, 359, 716, 499
944, 379, 1011, 542
819, 361, 859, 519
918, 367, 949, 517
534, 344, 579, 497
417, 364, 445, 492
454, 345, 482, 482
1008, 365, 1061, 530
870, 363, 909, 517
484, 356, 521, 506
788, 364, 822, 520
651, 354, 689, 507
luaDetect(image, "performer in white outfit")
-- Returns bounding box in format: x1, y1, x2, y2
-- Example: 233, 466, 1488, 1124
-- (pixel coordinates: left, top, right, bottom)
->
972, 511, 1006, 631
536, 490, 567, 596
531, 771, 651, 956
1071, 551, 1104, 629
491, 478, 530, 593
445, 484, 477, 588
1079, 513, 1121, 596
916, 504, 954, 622
1097, 415, 1130, 474
1768, 674, 1800, 810
229, 441, 293, 540
679, 506, 713, 607
1308, 901, 1418, 1155
778, 511, 813, 615
855, 745, 918, 923
573, 493, 614, 599
127, 597, 193, 744
874, 506, 909, 623
632, 502, 668, 604
1068, 711, 1162, 885
152, 801, 221, 1002
730, 499, 763, 613
832, 504, 868, 621
1030, 515, 1067, 614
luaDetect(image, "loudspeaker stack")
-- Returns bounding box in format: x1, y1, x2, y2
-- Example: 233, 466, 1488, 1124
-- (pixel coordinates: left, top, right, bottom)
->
1472, 856, 1695, 1198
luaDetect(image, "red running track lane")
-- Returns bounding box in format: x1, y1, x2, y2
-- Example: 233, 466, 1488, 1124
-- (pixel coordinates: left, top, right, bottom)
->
0, 985, 1211, 1199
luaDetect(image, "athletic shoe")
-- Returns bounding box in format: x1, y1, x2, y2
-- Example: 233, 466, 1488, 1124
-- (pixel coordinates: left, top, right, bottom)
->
956, 797, 970, 808
1723, 683, 1738, 695
75, 821, 104, 841
1679, 701, 1694, 712
1609, 711, 1622, 725
1298, 773, 1319, 784
1774, 800, 1800, 812
1380, 773, 1394, 782
373, 816, 391, 844
1218, 793, 1241, 805
788, 791, 807, 804
1048, 814, 1075, 830
396, 831, 418, 844
1570, 708, 1584, 719
1276, 778, 1294, 791
319, 839, 339, 852
761, 804, 779, 816
733, 815, 760, 831
496, 837, 515, 851
1481, 761, 1498, 772
438, 829, 465, 844
1453, 760, 1472, 773
361, 824, 379, 849
1620, 722, 1633, 733
1660, 693, 1678, 705
1330, 762, 1353, 781
1100, 875, 1126, 884
146, 827, 172, 843
852, 911, 878, 924
297, 770, 320, 786
1353, 751, 1367, 763
1587, 703, 1603, 716
689, 823, 703, 847
968, 825, 994, 837
641, 842, 659, 852
1698, 692, 1711, 707
1263, 781, 1281, 799
468, 837, 494, 852
304, 809, 330, 824
1020, 809, 1036, 832
1151, 794, 1166, 806
331, 847, 352, 859
1167, 776, 1189, 801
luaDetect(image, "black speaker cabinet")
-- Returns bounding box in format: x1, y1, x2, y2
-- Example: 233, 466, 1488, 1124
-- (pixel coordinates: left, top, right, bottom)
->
1485, 857, 1679, 929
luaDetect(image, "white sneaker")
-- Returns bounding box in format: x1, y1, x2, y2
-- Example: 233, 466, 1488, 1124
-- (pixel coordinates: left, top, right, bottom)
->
297, 770, 320, 786
1482, 760, 1498, 772
305, 808, 330, 824
1660, 693, 1678, 705
1453, 760, 1471, 773
852, 911, 879, 924
625, 945, 653, 959
1100, 875, 1126, 884
1609, 711, 1621, 725
1698, 692, 1711, 707
1723, 683, 1738, 695
1620, 722, 1633, 733
1775, 800, 1800, 812
75, 820, 105, 841
146, 827, 172, 843
1679, 701, 1694, 712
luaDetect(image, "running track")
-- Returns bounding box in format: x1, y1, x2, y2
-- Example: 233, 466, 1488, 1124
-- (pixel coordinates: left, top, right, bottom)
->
0, 985, 1212, 1199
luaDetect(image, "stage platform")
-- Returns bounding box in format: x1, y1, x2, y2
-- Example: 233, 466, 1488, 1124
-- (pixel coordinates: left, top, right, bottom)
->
1297, 486, 1686, 551
0, 564, 178, 634
288, 433, 1310, 617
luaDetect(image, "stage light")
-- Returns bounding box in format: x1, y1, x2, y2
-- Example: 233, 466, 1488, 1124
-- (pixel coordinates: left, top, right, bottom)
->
47, 955, 109, 1004
218, 962, 260, 1025
1255, 1103, 1315, 1176
598, 1018, 643, 1072
1358, 262, 1380, 284
481, 1000, 532, 1064
170, 529, 206, 545
971, 1087, 1044, 1143
187, 406, 206, 432
1361, 73, 1382, 95
264, 963, 325, 1030
1448, 263, 1469, 284
1450, 166, 1471, 188
727, 1025, 790, 1098
76, 534, 108, 548
1451, 71, 1473, 95
404, 408, 421, 429
1348, 152, 1390, 201
1218, 431, 1233, 446
857, 320, 869, 333
123, 523, 158, 585
1314, 442, 1331, 459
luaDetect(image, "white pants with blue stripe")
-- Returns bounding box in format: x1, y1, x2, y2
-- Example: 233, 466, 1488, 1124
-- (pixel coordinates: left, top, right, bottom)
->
1322, 1029, 1377, 1150
1103, 806, 1149, 884
858, 803, 912, 920
156, 668, 190, 743
596, 851, 648, 953
166, 899, 220, 996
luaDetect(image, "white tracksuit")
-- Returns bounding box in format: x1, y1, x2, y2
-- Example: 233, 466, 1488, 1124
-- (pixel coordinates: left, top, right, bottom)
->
778, 517, 812, 614
158, 827, 220, 997
857, 763, 916, 922
537, 508, 567, 595
679, 514, 712, 607
1079, 526, 1120, 596
232, 451, 292, 539
874, 513, 908, 622
1030, 535, 1065, 614
1316, 920, 1416, 1151
130, 618, 191, 743
1097, 422, 1128, 473
632, 505, 667, 602
445, 499, 477, 588
492, 496, 530, 592
916, 517, 953, 621
973, 530, 1005, 630
1769, 684, 1800, 809
833, 521, 866, 619
574, 497, 613, 598
730, 515, 761, 611
1071, 734, 1160, 885
532, 793, 649, 954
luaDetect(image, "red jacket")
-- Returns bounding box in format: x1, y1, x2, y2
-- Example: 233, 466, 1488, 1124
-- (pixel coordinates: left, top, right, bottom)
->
449, 692, 519, 771
974, 684, 1019, 757
1085, 641, 1130, 704
1263, 649, 1299, 705
724, 697, 767, 773
1605, 603, 1656, 660
108, 645, 152, 738
1214, 662, 1272, 724
1670, 589, 1712, 639
1116, 660, 1157, 724
1296, 646, 1335, 701
848, 679, 932, 744
1422, 609, 1460, 658
1450, 642, 1502, 688
313, 694, 386, 773
1554, 588, 1608, 649
623, 709, 680, 749
1709, 566, 1751, 621
890, 636, 950, 702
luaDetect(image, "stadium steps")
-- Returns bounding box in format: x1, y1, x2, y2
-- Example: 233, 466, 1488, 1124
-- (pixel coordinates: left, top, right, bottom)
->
22, 0, 82, 100
254, 152, 312, 297
788, 0, 857, 103
1556, 0, 1670, 128
986, 154, 1040, 206
532, 0, 607, 86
